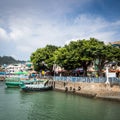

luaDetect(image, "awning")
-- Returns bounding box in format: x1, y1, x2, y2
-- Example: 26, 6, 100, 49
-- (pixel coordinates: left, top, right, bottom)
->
14, 71, 28, 75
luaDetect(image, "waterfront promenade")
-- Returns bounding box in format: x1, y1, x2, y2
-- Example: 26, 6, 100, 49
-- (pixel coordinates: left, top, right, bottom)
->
48, 76, 120, 102
1, 74, 120, 102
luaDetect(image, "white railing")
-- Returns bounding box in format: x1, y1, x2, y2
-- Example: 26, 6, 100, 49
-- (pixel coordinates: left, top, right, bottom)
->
53, 76, 120, 84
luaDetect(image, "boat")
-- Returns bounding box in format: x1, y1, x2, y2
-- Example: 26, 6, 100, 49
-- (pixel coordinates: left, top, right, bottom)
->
5, 76, 44, 88
5, 81, 23, 88
20, 80, 53, 92
20, 84, 53, 92
5, 77, 21, 88
5, 80, 36, 88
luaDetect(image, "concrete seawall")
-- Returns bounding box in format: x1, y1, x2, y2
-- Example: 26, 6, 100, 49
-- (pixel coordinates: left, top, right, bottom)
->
48, 80, 120, 102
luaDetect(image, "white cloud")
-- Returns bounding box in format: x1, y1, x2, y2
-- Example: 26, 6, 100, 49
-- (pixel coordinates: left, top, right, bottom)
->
9, 29, 23, 40
1, 14, 120, 58
0, 0, 120, 60
0, 28, 9, 40
17, 45, 33, 52
64, 15, 120, 45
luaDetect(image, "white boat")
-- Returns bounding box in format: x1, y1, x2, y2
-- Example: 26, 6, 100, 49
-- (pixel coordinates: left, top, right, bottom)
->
20, 79, 53, 92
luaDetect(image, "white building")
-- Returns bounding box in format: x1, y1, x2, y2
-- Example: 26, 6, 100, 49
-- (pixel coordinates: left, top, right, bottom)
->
5, 64, 26, 73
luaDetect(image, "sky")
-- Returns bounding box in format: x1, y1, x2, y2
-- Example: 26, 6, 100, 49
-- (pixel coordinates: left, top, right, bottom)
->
0, 0, 120, 60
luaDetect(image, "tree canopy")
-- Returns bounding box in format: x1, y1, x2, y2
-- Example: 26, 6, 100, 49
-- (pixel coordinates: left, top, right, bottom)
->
30, 38, 120, 76
30, 45, 59, 71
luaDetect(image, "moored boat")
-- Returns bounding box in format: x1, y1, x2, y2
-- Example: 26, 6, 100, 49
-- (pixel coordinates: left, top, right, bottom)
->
5, 77, 21, 88
20, 79, 53, 92
5, 81, 23, 88
5, 76, 44, 88
20, 83, 53, 92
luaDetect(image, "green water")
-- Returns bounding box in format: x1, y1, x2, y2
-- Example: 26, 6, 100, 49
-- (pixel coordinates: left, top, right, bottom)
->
0, 82, 120, 120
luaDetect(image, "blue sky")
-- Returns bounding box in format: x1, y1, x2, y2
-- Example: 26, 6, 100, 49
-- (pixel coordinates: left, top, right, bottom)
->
0, 0, 120, 60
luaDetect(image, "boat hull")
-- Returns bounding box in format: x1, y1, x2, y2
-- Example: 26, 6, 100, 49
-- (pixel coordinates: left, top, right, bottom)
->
21, 86, 53, 92
5, 79, 43, 88
5, 82, 22, 88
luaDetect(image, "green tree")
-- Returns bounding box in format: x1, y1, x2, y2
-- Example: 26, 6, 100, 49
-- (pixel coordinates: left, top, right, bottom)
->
85, 38, 105, 76
54, 39, 94, 76
86, 38, 120, 76
54, 46, 80, 70
54, 38, 120, 76
30, 45, 59, 71
30, 38, 120, 76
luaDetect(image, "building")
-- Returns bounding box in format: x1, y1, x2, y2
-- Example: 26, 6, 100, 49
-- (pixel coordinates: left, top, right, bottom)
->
110, 41, 120, 48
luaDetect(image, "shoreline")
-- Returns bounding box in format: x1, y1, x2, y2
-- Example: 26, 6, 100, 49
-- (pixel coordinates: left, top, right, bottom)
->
54, 87, 120, 102
48, 80, 120, 102
1, 79, 120, 102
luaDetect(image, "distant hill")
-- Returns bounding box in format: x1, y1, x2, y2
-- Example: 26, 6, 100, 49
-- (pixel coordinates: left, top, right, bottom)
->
0, 56, 25, 65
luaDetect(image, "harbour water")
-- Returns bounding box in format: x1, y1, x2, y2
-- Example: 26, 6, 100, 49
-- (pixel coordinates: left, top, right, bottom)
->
0, 81, 120, 120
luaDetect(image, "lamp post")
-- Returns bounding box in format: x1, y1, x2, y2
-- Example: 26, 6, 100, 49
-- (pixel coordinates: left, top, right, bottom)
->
52, 61, 57, 89
105, 66, 110, 84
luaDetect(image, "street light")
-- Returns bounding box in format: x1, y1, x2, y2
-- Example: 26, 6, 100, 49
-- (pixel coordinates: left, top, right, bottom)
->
105, 66, 110, 84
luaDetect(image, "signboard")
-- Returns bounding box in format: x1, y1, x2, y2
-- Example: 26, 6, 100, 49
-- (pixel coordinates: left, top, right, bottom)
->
108, 72, 116, 77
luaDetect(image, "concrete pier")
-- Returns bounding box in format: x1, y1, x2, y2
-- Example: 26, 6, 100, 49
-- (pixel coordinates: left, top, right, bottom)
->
48, 80, 120, 102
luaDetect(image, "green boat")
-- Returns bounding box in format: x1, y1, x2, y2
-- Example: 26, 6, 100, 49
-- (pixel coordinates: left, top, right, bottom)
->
5, 77, 45, 88
20, 79, 52, 92
5, 77, 22, 88
5, 81, 23, 88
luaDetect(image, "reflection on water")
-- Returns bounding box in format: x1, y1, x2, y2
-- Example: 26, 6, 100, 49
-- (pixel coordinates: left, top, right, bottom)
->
0, 81, 120, 120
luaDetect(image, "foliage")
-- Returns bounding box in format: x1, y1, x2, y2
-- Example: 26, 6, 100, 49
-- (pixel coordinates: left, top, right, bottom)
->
54, 38, 100, 75
54, 46, 80, 70
90, 40, 120, 75
30, 45, 59, 71
30, 38, 120, 76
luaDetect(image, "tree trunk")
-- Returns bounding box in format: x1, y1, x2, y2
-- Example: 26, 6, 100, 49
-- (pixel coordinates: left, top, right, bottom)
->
97, 66, 103, 77
97, 61, 105, 77
82, 62, 88, 76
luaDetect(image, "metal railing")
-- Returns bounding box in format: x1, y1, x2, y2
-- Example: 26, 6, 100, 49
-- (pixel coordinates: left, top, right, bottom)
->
53, 76, 120, 84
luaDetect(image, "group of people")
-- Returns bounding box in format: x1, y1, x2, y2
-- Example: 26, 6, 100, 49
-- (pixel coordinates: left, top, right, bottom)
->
28, 70, 46, 80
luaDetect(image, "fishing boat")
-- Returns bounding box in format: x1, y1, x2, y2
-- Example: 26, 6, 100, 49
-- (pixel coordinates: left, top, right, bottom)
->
5, 80, 37, 88
5, 81, 23, 88
5, 77, 21, 88
20, 79, 53, 92
20, 84, 53, 92
5, 77, 44, 88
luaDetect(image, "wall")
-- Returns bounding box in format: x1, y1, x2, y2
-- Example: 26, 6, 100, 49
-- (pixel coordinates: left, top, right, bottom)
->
48, 80, 120, 98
